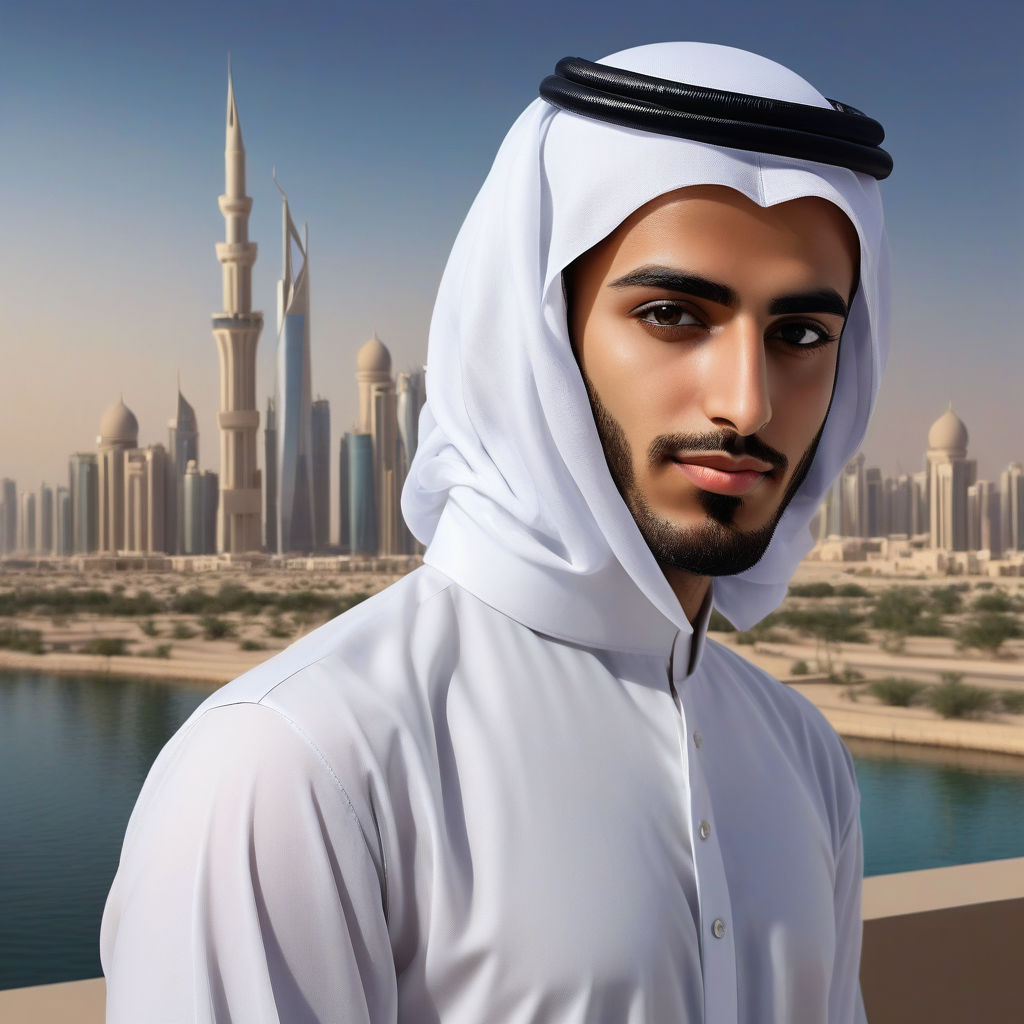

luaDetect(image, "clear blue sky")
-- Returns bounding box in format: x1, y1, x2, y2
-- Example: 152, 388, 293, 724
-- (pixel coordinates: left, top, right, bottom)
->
2, 0, 1021, 498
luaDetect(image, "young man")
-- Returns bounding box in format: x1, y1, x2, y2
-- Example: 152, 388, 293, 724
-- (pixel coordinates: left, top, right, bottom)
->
102, 42, 890, 1023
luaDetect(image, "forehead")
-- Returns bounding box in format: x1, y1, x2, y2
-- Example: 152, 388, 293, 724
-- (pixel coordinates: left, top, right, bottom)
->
570, 184, 860, 291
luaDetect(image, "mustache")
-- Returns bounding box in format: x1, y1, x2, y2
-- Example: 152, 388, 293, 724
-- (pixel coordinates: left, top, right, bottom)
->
647, 431, 789, 474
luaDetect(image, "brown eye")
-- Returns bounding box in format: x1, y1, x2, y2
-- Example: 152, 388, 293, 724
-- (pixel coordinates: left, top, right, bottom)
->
638, 303, 700, 327
773, 322, 830, 347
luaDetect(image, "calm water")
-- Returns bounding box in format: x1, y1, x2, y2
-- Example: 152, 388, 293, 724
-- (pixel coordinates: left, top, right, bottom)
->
3, 671, 1024, 989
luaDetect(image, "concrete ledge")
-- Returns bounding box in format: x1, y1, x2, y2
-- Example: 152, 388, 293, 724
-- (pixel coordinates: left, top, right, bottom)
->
0, 977, 104, 1024
861, 857, 1024, 1023
5, 860, 1024, 1023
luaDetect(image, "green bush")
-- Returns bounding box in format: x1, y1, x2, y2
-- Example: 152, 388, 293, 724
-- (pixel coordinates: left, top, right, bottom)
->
239, 639, 266, 652
929, 587, 963, 615
789, 582, 834, 598
171, 621, 197, 640
790, 660, 810, 675
139, 619, 160, 637
998, 690, 1024, 715
83, 636, 129, 657
265, 616, 292, 639
927, 674, 994, 719
141, 643, 173, 659
199, 615, 236, 640
708, 609, 735, 633
868, 677, 924, 707
0, 626, 44, 654
957, 611, 1021, 656
972, 590, 1014, 613
836, 583, 870, 598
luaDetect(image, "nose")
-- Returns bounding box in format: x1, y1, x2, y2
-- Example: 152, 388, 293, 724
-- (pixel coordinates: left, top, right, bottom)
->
700, 321, 772, 437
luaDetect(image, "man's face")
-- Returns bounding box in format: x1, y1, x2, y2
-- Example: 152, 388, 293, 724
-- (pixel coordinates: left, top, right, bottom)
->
566, 185, 859, 578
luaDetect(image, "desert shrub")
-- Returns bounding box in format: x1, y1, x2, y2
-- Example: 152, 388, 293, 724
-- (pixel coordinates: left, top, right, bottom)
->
908, 613, 950, 638
868, 677, 924, 707
998, 690, 1024, 715
265, 616, 292, 639
139, 619, 160, 637
782, 606, 866, 643
141, 643, 173, 659
929, 587, 963, 615
836, 583, 870, 598
956, 611, 1021, 656
83, 637, 129, 657
239, 639, 266, 652
790, 660, 810, 675
789, 582, 834, 598
708, 610, 735, 633
171, 621, 197, 640
870, 587, 926, 636
0, 626, 44, 653
199, 615, 235, 640
972, 590, 1014, 613
927, 673, 994, 719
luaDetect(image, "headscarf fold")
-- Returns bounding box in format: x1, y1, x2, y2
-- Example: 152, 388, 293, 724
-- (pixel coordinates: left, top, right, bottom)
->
403, 42, 889, 638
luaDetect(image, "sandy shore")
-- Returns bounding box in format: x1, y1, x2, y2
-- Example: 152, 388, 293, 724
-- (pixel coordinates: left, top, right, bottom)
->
2, 561, 1023, 757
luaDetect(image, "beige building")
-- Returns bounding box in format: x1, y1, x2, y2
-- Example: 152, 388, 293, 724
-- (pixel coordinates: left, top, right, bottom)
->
356, 333, 405, 556
926, 404, 975, 552
124, 445, 168, 555
97, 398, 139, 554
211, 70, 263, 555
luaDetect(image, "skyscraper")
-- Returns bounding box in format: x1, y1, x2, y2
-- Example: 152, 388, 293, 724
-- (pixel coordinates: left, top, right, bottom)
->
1001, 462, 1024, 552
212, 69, 263, 555
183, 460, 203, 555
926, 404, 975, 551
263, 397, 277, 551
347, 432, 377, 555
19, 491, 36, 555
311, 397, 331, 551
167, 385, 199, 554
69, 453, 98, 554
1, 478, 17, 554
274, 179, 314, 554
39, 484, 54, 555
55, 486, 72, 557
97, 397, 139, 553
337, 434, 350, 555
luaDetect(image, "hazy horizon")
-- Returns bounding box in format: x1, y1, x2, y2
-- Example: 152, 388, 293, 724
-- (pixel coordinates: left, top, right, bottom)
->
3, 0, 1021, 503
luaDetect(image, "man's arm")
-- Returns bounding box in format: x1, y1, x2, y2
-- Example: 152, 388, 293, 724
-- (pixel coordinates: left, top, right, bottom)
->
101, 702, 396, 1023
830, 787, 869, 1024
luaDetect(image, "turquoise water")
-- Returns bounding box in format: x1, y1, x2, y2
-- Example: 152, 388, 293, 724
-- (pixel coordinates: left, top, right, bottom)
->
2, 670, 1024, 989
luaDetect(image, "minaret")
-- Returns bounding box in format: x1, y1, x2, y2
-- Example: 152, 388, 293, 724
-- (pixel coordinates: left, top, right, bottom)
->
211, 66, 263, 555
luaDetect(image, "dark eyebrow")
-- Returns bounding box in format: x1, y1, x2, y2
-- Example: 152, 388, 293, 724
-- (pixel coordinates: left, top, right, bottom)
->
770, 289, 849, 319
608, 267, 735, 307
608, 266, 850, 320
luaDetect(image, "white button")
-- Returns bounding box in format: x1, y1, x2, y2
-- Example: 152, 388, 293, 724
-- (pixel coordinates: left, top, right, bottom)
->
698, 820, 711, 841
693, 731, 703, 748
712, 918, 726, 939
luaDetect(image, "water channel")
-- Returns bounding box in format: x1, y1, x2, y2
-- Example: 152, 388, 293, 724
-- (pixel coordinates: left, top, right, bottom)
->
3, 669, 1024, 989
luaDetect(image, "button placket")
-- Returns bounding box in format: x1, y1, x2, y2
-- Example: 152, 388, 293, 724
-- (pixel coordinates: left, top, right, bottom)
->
671, 647, 738, 1024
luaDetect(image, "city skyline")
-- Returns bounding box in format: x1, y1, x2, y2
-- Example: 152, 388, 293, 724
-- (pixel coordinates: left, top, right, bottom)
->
2, 1, 1021, 495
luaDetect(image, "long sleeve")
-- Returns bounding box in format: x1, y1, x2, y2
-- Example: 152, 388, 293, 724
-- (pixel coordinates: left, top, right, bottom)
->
101, 702, 396, 1024
829, 789, 868, 1024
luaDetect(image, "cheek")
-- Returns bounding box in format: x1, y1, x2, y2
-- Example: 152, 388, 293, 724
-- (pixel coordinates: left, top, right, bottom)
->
767, 353, 839, 450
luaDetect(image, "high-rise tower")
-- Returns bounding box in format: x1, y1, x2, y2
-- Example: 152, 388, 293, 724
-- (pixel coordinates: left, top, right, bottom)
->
274, 177, 314, 553
212, 68, 263, 555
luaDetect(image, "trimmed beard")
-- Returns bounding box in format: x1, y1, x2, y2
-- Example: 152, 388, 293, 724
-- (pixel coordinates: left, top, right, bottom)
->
581, 372, 822, 577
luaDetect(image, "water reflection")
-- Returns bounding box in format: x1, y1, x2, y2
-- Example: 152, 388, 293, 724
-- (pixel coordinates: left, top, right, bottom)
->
0, 670, 210, 990
847, 737, 1024, 877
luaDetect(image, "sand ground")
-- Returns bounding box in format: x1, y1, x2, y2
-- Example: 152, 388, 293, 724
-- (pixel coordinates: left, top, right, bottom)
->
2, 559, 1022, 756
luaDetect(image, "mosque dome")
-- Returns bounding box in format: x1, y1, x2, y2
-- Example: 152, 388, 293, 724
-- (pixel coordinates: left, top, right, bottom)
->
99, 397, 139, 446
927, 403, 968, 456
357, 331, 392, 375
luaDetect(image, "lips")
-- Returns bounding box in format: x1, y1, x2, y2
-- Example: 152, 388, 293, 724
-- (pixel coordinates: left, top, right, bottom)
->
670, 454, 774, 496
